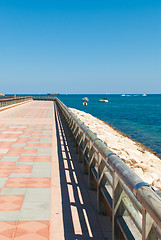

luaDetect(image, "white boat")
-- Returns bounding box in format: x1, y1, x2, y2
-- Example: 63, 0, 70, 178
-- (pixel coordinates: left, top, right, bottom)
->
142, 93, 147, 96
82, 97, 89, 101
121, 94, 126, 96
83, 101, 87, 106
99, 98, 109, 103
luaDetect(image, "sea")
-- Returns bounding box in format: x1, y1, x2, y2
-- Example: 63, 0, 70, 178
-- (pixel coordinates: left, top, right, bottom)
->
6, 94, 161, 158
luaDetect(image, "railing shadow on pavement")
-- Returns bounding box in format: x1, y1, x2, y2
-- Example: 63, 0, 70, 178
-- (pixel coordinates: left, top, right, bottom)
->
54, 104, 112, 240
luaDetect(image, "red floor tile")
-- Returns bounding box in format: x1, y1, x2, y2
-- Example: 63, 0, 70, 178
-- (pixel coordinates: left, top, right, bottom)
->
14, 221, 49, 240
0, 163, 32, 177
28, 138, 40, 142
31, 135, 52, 138
18, 156, 51, 162
0, 154, 5, 160
0, 195, 24, 211
0, 143, 13, 149
6, 128, 25, 131
5, 177, 51, 188
0, 162, 16, 167
32, 131, 43, 134
0, 221, 16, 239
16, 138, 29, 143
22, 131, 33, 135
0, 134, 21, 138
6, 148, 37, 156
26, 143, 52, 148
0, 171, 12, 177
0, 163, 16, 174
5, 148, 24, 156
13, 165, 33, 173
23, 149, 38, 154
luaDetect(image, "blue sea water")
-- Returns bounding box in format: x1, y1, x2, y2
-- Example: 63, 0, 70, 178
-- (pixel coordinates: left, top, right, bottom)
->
58, 94, 161, 158
6, 94, 161, 157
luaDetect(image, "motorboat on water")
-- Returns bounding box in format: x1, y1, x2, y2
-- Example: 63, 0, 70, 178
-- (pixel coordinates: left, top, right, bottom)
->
82, 97, 89, 101
121, 94, 126, 97
98, 98, 109, 103
142, 93, 147, 96
82, 97, 88, 105
83, 101, 87, 106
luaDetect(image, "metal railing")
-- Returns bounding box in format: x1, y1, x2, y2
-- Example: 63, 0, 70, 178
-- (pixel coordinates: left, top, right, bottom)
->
55, 97, 161, 240
32, 96, 55, 101
0, 96, 32, 108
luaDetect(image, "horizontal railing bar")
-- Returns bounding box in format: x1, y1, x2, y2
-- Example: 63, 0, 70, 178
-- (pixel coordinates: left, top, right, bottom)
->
0, 96, 32, 108
0, 97, 30, 102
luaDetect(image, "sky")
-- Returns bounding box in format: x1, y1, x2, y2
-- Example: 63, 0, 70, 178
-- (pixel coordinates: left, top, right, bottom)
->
0, 0, 161, 94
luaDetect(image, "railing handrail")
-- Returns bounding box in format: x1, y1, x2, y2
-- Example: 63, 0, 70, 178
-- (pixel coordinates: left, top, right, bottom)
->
0, 96, 32, 108
0, 96, 31, 102
55, 97, 161, 240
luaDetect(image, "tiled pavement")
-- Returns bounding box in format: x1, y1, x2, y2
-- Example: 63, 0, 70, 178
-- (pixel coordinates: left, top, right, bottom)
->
0, 101, 112, 240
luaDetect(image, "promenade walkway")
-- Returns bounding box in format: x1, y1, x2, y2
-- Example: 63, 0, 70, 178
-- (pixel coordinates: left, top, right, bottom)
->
0, 100, 112, 240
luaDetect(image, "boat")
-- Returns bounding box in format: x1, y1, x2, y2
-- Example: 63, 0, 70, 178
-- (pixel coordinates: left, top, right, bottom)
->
83, 101, 87, 106
98, 98, 109, 103
121, 94, 126, 97
142, 93, 147, 96
47, 93, 59, 95
82, 97, 89, 101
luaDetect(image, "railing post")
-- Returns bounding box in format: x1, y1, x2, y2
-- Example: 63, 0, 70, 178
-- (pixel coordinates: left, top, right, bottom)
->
112, 170, 125, 240
88, 141, 96, 190
77, 131, 84, 162
142, 207, 156, 240
82, 136, 89, 174
75, 128, 80, 154
97, 153, 105, 213
69, 120, 75, 143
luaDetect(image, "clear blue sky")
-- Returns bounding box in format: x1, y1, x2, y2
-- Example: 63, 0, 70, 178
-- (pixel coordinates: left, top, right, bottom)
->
0, 0, 161, 94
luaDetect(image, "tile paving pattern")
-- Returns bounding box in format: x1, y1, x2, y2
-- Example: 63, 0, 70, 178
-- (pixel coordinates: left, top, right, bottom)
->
0, 100, 111, 239
0, 101, 53, 239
